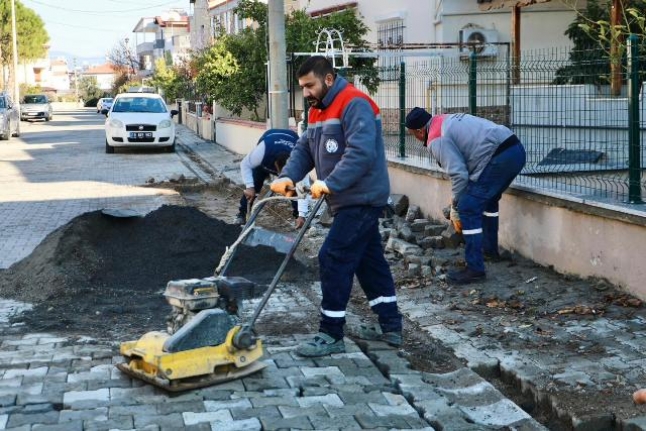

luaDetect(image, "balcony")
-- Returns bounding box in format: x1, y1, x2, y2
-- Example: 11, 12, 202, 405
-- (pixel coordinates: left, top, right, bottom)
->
136, 41, 154, 55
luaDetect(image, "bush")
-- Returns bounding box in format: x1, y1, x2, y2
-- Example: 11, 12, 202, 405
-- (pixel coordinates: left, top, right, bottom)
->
85, 97, 99, 108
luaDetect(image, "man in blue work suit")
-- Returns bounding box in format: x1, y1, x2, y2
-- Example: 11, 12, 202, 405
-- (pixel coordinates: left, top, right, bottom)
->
236, 129, 308, 228
271, 55, 403, 357
406, 107, 526, 285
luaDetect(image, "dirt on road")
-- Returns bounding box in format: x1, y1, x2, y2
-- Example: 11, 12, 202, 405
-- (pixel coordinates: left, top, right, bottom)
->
1, 181, 646, 430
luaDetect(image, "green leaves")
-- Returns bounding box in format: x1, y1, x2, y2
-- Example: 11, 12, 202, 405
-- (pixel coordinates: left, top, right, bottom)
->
0, 0, 49, 64
191, 0, 379, 120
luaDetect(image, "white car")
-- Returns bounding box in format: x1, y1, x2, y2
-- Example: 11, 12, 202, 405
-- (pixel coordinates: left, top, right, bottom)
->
96, 97, 113, 113
103, 93, 178, 154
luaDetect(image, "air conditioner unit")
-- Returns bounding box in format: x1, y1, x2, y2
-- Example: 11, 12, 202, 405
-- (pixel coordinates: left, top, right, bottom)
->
459, 28, 498, 58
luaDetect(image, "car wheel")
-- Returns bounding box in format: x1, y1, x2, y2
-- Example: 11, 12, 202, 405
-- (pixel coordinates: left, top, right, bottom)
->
105, 139, 114, 154
165, 142, 176, 153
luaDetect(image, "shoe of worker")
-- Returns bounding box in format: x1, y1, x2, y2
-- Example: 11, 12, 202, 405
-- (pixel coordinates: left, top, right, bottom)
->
233, 214, 246, 225
447, 267, 486, 285
295, 332, 345, 357
356, 324, 402, 347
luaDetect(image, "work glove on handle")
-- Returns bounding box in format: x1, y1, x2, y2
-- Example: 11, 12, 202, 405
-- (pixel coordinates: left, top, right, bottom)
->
310, 180, 330, 199
270, 178, 296, 197
450, 205, 462, 234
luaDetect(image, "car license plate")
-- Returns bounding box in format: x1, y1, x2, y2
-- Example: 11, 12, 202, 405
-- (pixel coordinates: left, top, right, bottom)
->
129, 132, 153, 138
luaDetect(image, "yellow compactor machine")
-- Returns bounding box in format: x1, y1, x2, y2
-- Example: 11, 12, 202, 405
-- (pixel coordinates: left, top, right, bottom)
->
117, 195, 324, 392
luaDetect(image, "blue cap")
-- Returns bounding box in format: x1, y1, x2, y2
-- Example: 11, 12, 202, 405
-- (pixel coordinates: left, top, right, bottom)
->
405, 107, 431, 129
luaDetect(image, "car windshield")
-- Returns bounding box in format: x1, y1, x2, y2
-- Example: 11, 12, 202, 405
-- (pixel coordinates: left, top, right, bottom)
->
23, 95, 47, 104
104, 98, 113, 103
112, 97, 166, 113
0, 98, 5, 109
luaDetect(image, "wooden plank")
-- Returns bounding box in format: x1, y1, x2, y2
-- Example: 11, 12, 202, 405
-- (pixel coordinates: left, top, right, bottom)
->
478, 0, 552, 11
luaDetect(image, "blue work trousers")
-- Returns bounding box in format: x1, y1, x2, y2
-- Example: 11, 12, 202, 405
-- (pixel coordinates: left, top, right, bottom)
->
457, 142, 526, 273
318, 205, 402, 340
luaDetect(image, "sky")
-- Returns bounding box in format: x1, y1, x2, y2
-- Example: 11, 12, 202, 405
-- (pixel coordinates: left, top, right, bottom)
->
22, 0, 192, 62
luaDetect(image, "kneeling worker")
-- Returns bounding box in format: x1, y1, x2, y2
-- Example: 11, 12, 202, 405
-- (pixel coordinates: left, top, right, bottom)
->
236, 128, 308, 228
405, 107, 526, 285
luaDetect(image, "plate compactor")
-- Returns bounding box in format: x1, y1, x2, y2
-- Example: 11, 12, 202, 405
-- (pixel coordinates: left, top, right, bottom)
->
117, 195, 324, 392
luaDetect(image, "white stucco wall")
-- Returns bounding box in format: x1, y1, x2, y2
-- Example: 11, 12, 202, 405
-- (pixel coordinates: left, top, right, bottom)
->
301, 0, 579, 53
387, 162, 646, 300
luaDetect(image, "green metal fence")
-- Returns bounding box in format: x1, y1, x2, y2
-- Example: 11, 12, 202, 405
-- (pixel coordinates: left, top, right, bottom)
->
353, 42, 646, 208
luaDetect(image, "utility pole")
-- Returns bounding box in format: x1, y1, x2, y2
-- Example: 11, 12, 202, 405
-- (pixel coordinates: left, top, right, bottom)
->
267, 0, 288, 129
73, 58, 78, 103
10, 0, 19, 103
124, 38, 130, 82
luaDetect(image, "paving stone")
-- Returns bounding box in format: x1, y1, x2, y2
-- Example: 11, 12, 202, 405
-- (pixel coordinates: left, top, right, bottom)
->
309, 414, 362, 430
6, 411, 59, 428
109, 404, 157, 418
249, 395, 299, 408
368, 401, 418, 417
83, 416, 134, 431
230, 405, 281, 421
59, 407, 108, 422
135, 412, 184, 428
16, 390, 63, 406
154, 400, 206, 415
183, 409, 232, 426
278, 404, 328, 418
31, 421, 84, 431
355, 413, 418, 429
296, 393, 343, 408
211, 417, 262, 431
260, 415, 313, 430
458, 399, 533, 427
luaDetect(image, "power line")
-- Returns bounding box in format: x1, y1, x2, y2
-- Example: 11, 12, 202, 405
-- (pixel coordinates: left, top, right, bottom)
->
24, 0, 182, 15
45, 20, 116, 33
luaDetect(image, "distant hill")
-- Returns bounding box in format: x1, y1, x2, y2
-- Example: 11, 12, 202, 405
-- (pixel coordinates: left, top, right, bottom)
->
49, 51, 106, 69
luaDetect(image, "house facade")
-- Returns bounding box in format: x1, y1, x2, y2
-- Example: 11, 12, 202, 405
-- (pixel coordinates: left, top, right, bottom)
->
82, 64, 117, 91
301, 0, 580, 55
132, 9, 191, 77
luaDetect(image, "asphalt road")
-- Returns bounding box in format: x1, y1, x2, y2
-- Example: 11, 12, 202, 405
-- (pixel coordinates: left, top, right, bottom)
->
0, 107, 190, 270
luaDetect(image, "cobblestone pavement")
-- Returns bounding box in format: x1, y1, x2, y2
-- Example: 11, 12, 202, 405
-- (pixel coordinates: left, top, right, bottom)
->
0, 109, 554, 430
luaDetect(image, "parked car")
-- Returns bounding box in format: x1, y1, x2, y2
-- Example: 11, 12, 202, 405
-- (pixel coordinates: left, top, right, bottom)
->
96, 97, 113, 113
21, 94, 52, 121
0, 92, 20, 140
103, 92, 178, 154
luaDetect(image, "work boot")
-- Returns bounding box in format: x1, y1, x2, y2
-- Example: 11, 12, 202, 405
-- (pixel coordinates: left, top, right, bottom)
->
447, 267, 486, 285
484, 252, 502, 262
356, 324, 402, 347
295, 332, 345, 357
233, 214, 246, 225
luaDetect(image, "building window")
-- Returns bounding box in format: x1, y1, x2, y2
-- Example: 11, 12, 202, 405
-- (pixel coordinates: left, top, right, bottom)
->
377, 19, 404, 81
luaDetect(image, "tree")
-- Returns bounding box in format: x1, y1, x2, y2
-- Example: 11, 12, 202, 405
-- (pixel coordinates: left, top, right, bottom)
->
0, 1, 48, 63
0, 1, 48, 87
107, 39, 138, 88
78, 76, 103, 105
149, 58, 191, 101
192, 0, 378, 119
555, 0, 646, 86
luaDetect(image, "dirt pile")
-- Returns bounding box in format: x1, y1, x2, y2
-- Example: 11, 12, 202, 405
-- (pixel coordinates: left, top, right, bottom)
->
0, 205, 313, 340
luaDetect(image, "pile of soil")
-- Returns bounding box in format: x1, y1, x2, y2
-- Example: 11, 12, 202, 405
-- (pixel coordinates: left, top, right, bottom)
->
0, 205, 313, 340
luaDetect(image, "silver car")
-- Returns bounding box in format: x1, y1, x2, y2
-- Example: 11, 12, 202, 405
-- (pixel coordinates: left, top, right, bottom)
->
0, 92, 20, 140
20, 94, 53, 121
